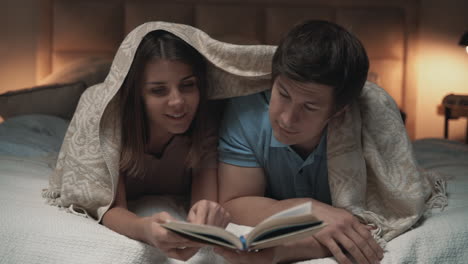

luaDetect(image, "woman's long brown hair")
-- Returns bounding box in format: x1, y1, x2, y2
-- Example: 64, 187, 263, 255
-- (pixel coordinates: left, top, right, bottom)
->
119, 31, 210, 179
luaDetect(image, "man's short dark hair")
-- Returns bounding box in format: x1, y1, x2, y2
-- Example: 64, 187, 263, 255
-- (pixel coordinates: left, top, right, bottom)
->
272, 20, 369, 109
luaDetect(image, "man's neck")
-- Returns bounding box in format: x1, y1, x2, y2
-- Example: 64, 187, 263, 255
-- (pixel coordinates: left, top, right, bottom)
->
291, 135, 321, 160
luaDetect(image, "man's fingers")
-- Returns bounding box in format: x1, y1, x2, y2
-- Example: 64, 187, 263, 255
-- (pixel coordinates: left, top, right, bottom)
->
318, 236, 353, 264
334, 232, 369, 264
345, 226, 378, 264
355, 223, 384, 260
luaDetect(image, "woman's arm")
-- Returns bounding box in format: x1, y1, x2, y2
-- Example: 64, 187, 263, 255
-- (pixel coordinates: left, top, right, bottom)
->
190, 167, 218, 205
102, 174, 148, 241
187, 167, 230, 227
102, 174, 203, 260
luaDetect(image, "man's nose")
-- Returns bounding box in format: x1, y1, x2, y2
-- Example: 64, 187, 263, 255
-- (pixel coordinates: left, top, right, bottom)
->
280, 107, 299, 127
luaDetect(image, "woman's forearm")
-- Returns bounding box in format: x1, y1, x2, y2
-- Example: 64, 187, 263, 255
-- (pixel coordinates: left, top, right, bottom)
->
191, 168, 218, 205
102, 206, 150, 243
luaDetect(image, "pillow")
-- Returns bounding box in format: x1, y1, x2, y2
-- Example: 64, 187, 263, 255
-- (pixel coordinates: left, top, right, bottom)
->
39, 57, 112, 88
0, 81, 86, 121
0, 114, 69, 157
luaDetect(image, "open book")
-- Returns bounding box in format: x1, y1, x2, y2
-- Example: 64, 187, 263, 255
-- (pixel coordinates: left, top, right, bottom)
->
161, 202, 326, 251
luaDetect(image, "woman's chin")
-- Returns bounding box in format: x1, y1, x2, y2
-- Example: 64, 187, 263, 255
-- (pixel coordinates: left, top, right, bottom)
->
168, 124, 191, 135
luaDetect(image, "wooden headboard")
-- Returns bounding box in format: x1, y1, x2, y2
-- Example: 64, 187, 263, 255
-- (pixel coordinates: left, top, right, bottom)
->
37, 0, 419, 136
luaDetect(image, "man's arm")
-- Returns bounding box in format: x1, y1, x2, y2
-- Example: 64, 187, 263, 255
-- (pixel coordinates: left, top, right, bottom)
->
218, 162, 318, 226
218, 162, 383, 264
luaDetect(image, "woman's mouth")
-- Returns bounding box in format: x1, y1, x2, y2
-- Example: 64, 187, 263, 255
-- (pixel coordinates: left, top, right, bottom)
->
166, 113, 187, 120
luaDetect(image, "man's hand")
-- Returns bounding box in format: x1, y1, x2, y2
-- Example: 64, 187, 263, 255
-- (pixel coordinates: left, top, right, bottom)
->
143, 212, 204, 261
314, 206, 384, 264
187, 199, 231, 228
214, 247, 277, 264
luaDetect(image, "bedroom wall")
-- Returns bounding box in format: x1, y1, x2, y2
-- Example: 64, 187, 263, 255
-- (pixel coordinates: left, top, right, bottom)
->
0, 0, 467, 141
414, 0, 468, 141
0, 0, 40, 94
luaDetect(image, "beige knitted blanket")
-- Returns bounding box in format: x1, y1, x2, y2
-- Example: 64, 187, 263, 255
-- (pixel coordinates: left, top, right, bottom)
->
43, 21, 446, 242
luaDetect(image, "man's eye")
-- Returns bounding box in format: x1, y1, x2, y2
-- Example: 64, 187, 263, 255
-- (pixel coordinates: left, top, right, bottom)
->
304, 105, 317, 111
279, 91, 289, 98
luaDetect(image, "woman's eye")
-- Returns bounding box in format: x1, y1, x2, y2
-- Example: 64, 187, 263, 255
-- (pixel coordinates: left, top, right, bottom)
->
180, 82, 197, 91
151, 87, 167, 95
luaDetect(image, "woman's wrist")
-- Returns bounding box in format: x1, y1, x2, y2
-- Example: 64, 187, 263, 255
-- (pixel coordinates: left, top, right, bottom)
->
135, 216, 153, 244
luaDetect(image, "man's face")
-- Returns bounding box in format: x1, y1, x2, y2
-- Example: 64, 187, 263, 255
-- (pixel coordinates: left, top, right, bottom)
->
269, 75, 335, 153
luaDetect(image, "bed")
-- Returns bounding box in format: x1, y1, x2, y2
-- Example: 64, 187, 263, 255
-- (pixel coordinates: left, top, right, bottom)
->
0, 112, 467, 264
1, 0, 468, 263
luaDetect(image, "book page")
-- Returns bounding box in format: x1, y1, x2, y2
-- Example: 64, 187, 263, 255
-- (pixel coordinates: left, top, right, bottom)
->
162, 220, 243, 249
249, 222, 326, 250
225, 223, 253, 237
246, 202, 320, 246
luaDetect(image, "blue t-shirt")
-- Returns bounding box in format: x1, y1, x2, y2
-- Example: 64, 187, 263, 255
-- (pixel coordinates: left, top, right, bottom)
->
218, 91, 331, 204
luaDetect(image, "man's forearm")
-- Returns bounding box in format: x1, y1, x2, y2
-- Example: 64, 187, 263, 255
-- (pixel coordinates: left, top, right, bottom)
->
223, 196, 316, 226
274, 235, 331, 263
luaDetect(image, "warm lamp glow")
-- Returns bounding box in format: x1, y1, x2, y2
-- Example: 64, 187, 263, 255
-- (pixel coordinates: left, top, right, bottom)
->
459, 31, 468, 53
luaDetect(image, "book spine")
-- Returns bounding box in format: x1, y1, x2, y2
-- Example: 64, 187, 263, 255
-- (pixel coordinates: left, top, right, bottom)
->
239, 235, 247, 251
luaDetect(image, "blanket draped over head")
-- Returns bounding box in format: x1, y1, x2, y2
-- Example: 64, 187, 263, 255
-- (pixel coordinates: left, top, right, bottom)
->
42, 21, 446, 243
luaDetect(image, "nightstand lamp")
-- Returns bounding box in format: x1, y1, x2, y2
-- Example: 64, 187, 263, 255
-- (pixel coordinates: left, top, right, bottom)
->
439, 33, 468, 143
460, 31, 468, 53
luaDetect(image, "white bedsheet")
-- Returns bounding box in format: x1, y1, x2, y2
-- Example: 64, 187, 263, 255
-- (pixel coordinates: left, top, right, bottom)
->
0, 115, 467, 264
0, 155, 229, 264
2, 151, 467, 264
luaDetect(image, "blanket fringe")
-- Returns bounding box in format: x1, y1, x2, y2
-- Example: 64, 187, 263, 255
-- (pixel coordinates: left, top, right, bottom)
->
428, 179, 448, 208
66, 204, 90, 218
424, 178, 448, 220
42, 189, 90, 218
425, 172, 448, 211
359, 210, 389, 248
41, 188, 63, 207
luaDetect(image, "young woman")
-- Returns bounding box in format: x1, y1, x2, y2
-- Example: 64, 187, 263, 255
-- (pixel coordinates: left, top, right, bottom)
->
100, 31, 230, 260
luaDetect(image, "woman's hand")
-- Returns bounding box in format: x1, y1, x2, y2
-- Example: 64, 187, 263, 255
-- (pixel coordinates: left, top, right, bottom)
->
143, 211, 204, 261
187, 199, 231, 228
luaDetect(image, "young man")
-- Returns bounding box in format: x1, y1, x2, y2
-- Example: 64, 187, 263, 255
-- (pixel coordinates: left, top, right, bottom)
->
215, 20, 384, 264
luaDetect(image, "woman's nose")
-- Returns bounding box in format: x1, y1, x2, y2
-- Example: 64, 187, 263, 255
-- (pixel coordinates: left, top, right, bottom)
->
168, 90, 184, 107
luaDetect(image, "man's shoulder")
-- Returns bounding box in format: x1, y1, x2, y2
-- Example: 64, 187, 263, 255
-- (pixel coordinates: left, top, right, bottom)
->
222, 90, 271, 140
226, 90, 270, 118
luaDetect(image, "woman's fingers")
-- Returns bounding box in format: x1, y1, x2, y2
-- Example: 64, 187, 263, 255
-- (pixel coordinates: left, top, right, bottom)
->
165, 247, 200, 261
188, 200, 209, 225
206, 203, 224, 226
188, 200, 231, 227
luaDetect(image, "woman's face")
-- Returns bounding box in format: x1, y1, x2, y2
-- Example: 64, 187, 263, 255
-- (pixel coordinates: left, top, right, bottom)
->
141, 59, 200, 139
